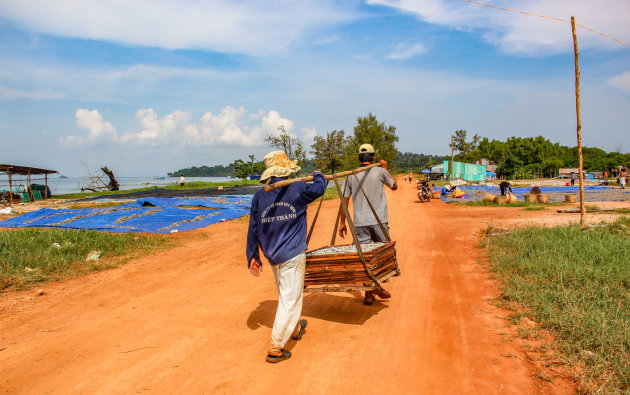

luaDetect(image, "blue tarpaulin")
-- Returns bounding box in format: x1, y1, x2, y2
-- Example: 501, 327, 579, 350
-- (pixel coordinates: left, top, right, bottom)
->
440, 185, 612, 203
0, 195, 253, 234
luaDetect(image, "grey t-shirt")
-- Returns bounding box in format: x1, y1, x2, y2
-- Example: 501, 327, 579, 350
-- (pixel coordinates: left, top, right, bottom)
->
342, 166, 395, 227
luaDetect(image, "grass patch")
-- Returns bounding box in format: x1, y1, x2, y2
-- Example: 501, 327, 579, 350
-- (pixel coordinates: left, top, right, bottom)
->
606, 208, 630, 215
457, 200, 567, 208
0, 228, 173, 290
55, 179, 261, 199
523, 206, 546, 211
485, 217, 630, 393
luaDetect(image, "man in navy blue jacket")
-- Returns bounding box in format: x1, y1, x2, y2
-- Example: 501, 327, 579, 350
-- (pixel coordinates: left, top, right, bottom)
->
247, 150, 326, 363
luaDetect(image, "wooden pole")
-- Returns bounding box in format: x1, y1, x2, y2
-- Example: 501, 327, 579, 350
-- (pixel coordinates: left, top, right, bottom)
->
450, 135, 455, 181
572, 17, 586, 227
264, 163, 382, 192
7, 169, 13, 206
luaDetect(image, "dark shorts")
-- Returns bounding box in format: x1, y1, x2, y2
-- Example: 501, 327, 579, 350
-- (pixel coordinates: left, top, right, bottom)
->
355, 223, 389, 243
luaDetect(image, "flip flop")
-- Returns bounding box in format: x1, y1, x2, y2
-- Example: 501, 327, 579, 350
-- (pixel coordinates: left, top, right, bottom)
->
266, 349, 291, 363
372, 287, 391, 299
291, 319, 308, 340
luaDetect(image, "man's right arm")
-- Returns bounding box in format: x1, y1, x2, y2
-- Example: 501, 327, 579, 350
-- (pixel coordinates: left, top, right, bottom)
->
338, 197, 351, 238
246, 199, 262, 269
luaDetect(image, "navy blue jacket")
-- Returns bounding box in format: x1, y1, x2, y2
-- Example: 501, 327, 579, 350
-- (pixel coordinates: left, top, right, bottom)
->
247, 172, 326, 267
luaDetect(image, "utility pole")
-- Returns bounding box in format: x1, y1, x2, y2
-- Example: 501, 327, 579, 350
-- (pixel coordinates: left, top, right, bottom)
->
572, 16, 586, 227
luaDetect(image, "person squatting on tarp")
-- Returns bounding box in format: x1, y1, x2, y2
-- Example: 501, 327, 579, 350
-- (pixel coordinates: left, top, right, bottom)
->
499, 181, 513, 196
338, 143, 398, 306
246, 151, 326, 363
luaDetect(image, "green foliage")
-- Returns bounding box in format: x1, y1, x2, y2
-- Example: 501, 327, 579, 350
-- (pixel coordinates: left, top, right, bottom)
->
265, 125, 307, 174
392, 152, 445, 172
485, 218, 630, 393
476, 135, 630, 178
0, 228, 170, 290
229, 155, 266, 179
451, 129, 480, 160
168, 165, 234, 177
342, 113, 399, 168
310, 129, 346, 173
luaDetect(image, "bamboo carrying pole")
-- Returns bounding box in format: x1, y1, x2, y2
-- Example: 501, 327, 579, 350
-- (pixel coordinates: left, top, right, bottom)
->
263, 162, 382, 192
572, 17, 586, 227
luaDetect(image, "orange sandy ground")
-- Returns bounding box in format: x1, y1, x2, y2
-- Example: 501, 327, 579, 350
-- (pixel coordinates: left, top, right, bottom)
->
2, 178, 628, 394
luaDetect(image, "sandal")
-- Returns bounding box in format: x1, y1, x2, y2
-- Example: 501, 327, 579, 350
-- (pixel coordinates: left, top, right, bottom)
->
291, 319, 308, 340
266, 349, 291, 363
372, 286, 391, 300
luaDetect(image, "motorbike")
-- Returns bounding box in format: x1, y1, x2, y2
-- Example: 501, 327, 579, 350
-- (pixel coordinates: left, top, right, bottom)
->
417, 179, 431, 203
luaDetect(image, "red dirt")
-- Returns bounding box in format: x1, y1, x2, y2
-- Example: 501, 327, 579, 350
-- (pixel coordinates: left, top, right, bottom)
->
3, 177, 615, 394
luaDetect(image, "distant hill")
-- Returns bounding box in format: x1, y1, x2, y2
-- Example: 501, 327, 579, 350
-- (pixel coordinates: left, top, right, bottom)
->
168, 165, 235, 177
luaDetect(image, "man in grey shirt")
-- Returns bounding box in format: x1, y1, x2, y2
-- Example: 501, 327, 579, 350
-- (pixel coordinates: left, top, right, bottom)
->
339, 143, 398, 305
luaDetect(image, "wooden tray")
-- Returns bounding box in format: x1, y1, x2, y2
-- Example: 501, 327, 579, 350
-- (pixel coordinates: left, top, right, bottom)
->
304, 241, 399, 293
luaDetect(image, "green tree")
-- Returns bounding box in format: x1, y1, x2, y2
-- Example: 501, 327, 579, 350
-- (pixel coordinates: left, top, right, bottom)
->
229, 155, 265, 179
451, 130, 480, 157
392, 151, 445, 172
496, 152, 524, 179
342, 113, 399, 168
265, 125, 306, 174
541, 157, 564, 178
310, 129, 345, 173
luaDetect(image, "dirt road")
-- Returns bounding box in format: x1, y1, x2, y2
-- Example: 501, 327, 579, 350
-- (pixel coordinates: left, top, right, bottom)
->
0, 178, 585, 394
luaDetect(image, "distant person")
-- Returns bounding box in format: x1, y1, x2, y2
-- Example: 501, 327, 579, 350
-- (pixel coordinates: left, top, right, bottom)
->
570, 172, 575, 186
620, 166, 627, 189
408, 171, 413, 183
499, 181, 512, 196
339, 143, 398, 306
604, 170, 609, 185
180, 176, 186, 187
247, 150, 326, 363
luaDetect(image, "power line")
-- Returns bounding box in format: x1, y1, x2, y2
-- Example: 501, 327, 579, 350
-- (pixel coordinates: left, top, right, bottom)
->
461, 0, 630, 47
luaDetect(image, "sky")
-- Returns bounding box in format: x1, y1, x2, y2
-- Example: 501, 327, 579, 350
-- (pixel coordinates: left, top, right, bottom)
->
1, 0, 629, 177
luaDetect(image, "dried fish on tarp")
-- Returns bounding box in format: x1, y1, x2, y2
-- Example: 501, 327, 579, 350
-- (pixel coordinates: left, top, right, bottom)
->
112, 208, 161, 225
49, 207, 136, 226
159, 211, 221, 231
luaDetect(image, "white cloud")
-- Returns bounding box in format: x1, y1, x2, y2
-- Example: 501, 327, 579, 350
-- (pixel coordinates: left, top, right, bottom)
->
300, 127, 318, 140
608, 71, 630, 93
62, 106, 299, 148
62, 108, 118, 146
121, 109, 192, 146
368, 0, 630, 55
0, 0, 358, 55
386, 43, 426, 59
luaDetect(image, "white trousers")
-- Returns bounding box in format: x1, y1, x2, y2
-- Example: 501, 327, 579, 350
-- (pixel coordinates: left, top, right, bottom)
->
268, 253, 306, 354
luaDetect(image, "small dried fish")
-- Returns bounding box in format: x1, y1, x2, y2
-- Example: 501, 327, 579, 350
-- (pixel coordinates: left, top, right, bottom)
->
159, 211, 221, 231
22, 211, 68, 225
49, 207, 136, 226
112, 208, 161, 225
307, 242, 387, 256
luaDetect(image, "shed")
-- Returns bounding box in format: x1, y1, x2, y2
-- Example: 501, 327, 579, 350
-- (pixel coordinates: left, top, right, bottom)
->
0, 164, 58, 205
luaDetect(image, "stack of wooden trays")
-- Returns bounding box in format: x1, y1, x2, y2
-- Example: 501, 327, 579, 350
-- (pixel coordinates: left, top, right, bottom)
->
304, 241, 398, 292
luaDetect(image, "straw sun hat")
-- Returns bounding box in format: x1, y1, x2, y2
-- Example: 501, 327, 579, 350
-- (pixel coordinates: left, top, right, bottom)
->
260, 151, 301, 182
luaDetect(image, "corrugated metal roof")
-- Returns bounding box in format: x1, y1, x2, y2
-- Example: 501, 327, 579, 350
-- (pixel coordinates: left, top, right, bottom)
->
0, 164, 58, 175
